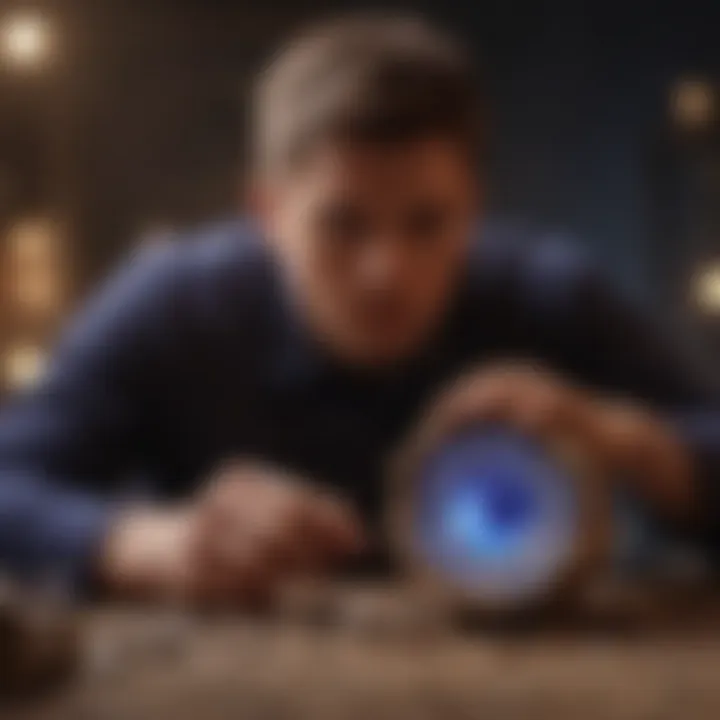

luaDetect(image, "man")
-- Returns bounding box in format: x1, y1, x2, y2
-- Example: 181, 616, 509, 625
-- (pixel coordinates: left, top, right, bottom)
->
0, 14, 717, 607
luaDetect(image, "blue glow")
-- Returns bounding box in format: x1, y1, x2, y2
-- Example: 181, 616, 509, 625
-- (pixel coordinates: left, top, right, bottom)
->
414, 428, 579, 601
441, 471, 539, 557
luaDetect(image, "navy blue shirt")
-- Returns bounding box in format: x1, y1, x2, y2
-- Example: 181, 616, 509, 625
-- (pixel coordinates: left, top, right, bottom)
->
0, 221, 718, 587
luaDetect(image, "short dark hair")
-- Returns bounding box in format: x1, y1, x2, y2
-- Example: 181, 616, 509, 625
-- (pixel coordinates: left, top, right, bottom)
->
252, 13, 481, 175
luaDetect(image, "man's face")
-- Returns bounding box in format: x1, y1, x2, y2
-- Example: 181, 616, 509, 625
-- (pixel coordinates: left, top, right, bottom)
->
258, 138, 478, 367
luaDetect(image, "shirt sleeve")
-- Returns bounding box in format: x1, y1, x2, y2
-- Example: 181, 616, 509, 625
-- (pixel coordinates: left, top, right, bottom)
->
0, 243, 189, 593
549, 252, 720, 554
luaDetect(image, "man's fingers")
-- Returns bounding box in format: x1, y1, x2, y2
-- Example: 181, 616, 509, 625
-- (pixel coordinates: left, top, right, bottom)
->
423, 365, 564, 441
249, 489, 364, 571
426, 364, 604, 437
192, 524, 294, 610
190, 479, 366, 611
303, 492, 366, 559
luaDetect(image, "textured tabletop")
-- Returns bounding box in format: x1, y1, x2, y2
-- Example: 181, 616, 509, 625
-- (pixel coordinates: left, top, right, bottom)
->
11, 584, 720, 720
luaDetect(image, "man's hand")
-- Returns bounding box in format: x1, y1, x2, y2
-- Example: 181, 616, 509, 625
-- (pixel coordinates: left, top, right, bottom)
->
413, 363, 696, 519
99, 463, 365, 608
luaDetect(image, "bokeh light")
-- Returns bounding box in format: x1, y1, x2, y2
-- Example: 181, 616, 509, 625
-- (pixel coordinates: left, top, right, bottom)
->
1, 13, 53, 69
694, 263, 720, 314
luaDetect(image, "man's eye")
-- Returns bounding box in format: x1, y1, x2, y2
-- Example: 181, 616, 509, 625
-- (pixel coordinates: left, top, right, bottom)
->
405, 207, 449, 242
320, 207, 369, 244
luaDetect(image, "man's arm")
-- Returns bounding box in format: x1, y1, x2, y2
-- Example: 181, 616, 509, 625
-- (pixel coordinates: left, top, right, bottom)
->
0, 243, 188, 592
0, 238, 365, 606
558, 258, 720, 546
425, 241, 720, 555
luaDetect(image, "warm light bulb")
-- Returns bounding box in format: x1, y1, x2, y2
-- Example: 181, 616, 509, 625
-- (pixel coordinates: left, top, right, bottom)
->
671, 80, 715, 130
4, 345, 46, 390
1, 14, 52, 68
5, 218, 64, 318
694, 264, 720, 315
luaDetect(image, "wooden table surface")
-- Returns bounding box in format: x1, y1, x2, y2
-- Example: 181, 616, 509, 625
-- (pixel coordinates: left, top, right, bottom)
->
11, 584, 720, 720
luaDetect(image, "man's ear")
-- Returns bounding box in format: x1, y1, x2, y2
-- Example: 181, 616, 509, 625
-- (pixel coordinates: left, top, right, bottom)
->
243, 175, 280, 247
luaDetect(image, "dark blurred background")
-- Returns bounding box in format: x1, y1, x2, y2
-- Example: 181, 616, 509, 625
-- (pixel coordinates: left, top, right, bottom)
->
0, 0, 719, 392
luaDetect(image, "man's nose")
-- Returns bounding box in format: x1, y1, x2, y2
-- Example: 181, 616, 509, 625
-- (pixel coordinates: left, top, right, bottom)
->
356, 240, 408, 288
